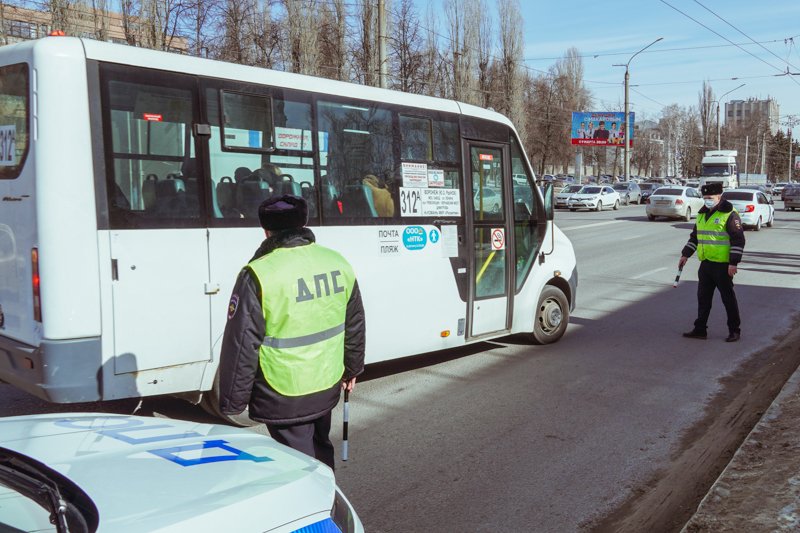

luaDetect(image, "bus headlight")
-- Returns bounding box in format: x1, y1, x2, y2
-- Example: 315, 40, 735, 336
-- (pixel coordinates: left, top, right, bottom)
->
331, 488, 357, 533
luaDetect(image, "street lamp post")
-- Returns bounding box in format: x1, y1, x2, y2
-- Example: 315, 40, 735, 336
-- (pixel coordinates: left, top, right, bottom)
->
714, 83, 746, 150
615, 37, 662, 182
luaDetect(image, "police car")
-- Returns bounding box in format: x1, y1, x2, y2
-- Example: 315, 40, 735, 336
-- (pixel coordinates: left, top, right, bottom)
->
0, 413, 363, 532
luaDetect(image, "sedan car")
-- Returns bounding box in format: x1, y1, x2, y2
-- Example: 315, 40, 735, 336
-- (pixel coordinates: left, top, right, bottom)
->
555, 184, 583, 208
721, 189, 775, 230
567, 185, 621, 211
785, 184, 800, 211
612, 181, 642, 205
0, 413, 363, 533
646, 186, 704, 221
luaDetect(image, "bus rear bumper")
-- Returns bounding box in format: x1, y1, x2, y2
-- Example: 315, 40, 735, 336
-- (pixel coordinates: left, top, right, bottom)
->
0, 335, 102, 403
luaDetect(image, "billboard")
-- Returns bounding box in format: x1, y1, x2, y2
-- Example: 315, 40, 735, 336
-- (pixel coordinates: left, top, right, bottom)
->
571, 111, 634, 147
795, 155, 800, 171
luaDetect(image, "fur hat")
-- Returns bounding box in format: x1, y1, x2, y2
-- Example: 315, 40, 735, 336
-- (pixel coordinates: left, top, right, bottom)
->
701, 182, 723, 196
258, 195, 308, 231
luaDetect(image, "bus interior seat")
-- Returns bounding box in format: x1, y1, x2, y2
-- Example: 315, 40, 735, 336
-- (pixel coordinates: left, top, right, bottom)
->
142, 174, 158, 210
236, 176, 272, 218
275, 174, 301, 196
216, 176, 238, 216
153, 177, 188, 216
341, 183, 378, 217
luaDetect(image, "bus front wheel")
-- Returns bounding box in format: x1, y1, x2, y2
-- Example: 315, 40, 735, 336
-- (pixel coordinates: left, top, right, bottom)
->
201, 371, 259, 427
531, 285, 570, 345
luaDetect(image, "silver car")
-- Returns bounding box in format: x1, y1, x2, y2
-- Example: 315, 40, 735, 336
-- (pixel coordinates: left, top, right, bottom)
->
555, 185, 583, 208
646, 186, 704, 221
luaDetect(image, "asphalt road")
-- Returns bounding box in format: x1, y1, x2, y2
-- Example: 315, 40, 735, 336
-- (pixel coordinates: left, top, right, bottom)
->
1, 199, 799, 532
328, 200, 800, 532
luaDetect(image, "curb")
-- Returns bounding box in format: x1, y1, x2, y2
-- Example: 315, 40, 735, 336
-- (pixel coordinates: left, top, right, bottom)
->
681, 360, 800, 532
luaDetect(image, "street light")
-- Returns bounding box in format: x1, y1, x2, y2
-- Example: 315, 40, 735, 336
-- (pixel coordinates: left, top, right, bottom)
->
713, 83, 745, 150
614, 37, 662, 182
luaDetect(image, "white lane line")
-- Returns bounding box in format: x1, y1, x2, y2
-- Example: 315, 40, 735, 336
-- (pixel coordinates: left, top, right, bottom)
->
632, 266, 668, 279
561, 220, 625, 231
621, 234, 642, 241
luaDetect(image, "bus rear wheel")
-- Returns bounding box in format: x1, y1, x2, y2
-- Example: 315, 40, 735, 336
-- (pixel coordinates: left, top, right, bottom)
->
200, 371, 259, 427
531, 285, 570, 345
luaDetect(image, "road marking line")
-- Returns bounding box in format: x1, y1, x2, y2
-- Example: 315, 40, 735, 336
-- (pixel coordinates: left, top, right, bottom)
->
621, 234, 642, 241
632, 266, 668, 279
561, 220, 625, 231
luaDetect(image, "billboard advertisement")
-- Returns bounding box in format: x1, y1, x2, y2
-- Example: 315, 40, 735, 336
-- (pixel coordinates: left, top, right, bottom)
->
795, 155, 800, 171
571, 111, 634, 147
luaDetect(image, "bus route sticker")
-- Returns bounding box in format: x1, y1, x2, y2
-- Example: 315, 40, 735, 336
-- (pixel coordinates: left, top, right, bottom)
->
0, 125, 16, 166
491, 228, 505, 250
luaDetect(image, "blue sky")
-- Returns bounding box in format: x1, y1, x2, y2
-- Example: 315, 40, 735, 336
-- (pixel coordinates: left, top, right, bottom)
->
521, 0, 800, 138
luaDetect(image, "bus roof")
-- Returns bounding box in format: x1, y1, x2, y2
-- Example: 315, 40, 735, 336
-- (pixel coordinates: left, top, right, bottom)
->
16, 36, 514, 131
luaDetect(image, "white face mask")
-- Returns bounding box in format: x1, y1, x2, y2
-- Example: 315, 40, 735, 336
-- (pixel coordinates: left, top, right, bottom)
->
703, 198, 717, 209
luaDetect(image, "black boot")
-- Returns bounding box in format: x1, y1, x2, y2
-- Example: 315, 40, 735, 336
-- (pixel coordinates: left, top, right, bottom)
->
683, 329, 707, 339
725, 330, 741, 342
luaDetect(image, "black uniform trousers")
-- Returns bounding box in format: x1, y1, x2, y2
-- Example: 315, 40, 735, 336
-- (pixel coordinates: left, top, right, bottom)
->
266, 411, 335, 470
694, 260, 741, 334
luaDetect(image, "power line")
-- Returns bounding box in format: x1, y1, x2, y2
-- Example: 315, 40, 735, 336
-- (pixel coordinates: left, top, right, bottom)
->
692, 0, 800, 86
524, 38, 798, 62
660, 0, 800, 87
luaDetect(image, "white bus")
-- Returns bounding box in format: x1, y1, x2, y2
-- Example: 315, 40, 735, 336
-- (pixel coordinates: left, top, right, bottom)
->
0, 36, 577, 420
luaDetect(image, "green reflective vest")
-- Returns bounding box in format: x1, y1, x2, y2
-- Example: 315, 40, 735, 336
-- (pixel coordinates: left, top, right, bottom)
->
696, 210, 734, 263
247, 243, 356, 397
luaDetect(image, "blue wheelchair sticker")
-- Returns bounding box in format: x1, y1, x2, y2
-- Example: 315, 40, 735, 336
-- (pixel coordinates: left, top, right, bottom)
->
403, 226, 427, 250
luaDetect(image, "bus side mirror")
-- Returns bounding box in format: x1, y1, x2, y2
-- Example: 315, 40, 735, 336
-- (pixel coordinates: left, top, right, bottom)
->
544, 183, 554, 220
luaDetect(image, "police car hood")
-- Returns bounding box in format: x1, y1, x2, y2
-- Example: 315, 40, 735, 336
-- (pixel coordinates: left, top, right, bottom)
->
0, 413, 336, 532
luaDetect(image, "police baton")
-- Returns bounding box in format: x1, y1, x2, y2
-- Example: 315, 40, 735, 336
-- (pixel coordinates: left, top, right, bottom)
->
673, 265, 683, 288
342, 388, 350, 461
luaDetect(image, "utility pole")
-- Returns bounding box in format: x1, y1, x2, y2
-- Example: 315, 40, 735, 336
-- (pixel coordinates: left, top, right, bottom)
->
614, 37, 662, 182
378, 0, 388, 89
787, 115, 800, 182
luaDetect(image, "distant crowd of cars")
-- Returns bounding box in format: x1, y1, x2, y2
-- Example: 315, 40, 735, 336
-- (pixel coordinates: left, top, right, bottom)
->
553, 177, 800, 229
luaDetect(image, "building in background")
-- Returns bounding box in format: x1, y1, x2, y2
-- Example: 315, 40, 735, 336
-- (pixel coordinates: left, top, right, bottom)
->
0, 2, 187, 52
725, 98, 780, 135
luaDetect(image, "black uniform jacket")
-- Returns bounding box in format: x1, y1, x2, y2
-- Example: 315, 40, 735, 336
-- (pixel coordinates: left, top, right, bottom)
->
680, 200, 745, 265
218, 227, 366, 425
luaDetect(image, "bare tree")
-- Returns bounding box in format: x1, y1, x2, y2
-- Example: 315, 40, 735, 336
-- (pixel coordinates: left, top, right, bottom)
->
388, 0, 425, 93
418, 3, 444, 97
216, 0, 255, 63
475, 0, 492, 108
318, 0, 348, 80
698, 81, 714, 150
282, 0, 320, 75
444, 0, 479, 104
496, 0, 525, 141
352, 0, 379, 86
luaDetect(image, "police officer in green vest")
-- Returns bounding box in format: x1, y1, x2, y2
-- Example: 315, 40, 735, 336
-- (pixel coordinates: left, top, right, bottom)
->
679, 182, 745, 342
219, 195, 365, 469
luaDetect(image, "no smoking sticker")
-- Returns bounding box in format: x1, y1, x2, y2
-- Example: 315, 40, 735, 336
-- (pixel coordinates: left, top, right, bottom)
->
490, 228, 505, 250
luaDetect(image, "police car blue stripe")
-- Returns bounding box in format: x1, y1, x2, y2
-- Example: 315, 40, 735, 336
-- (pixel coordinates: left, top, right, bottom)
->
291, 517, 341, 533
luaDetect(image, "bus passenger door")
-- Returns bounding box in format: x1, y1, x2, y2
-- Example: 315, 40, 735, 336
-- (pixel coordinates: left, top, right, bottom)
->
101, 67, 212, 376
465, 143, 513, 338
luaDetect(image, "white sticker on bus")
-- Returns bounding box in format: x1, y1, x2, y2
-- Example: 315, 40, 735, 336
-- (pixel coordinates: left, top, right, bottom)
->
0, 125, 16, 166
400, 187, 461, 217
427, 168, 445, 187
401, 162, 428, 187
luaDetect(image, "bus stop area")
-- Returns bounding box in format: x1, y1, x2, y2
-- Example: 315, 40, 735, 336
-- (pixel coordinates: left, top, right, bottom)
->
683, 354, 800, 532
